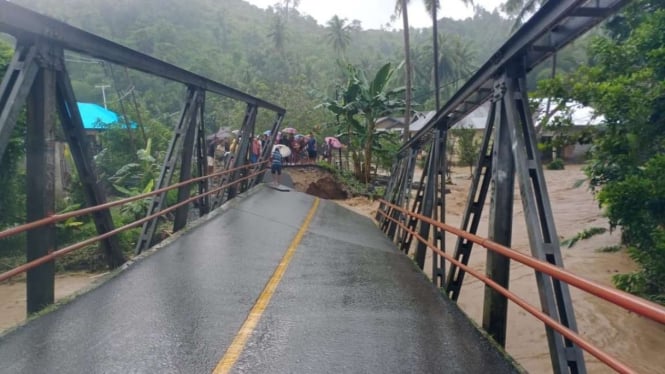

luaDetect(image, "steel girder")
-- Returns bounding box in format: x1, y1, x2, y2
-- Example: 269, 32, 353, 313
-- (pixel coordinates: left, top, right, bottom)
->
482, 91, 515, 347
398, 152, 427, 254
446, 102, 497, 301
376, 161, 400, 224
195, 97, 209, 216
0, 1, 285, 115
173, 91, 206, 233
135, 87, 204, 254
0, 43, 41, 160
420, 125, 448, 286
0, 42, 125, 312
503, 63, 585, 373
251, 113, 284, 188
213, 104, 257, 205
25, 59, 56, 315
398, 0, 630, 154
54, 54, 125, 268
382, 148, 419, 241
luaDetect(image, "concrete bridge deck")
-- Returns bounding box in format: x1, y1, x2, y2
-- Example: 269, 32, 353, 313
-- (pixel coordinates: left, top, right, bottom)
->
0, 178, 520, 373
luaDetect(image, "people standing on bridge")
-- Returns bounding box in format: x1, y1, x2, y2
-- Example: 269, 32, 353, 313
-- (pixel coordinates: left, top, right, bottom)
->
207, 137, 220, 175
321, 139, 331, 164
250, 136, 261, 164
280, 133, 291, 164
307, 132, 317, 163
271, 146, 283, 186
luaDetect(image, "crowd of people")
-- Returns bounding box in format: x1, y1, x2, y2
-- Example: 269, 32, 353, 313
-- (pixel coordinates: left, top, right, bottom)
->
206, 129, 338, 177
276, 131, 322, 165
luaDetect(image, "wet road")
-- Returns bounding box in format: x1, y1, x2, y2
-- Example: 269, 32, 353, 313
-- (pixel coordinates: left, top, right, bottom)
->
0, 176, 519, 373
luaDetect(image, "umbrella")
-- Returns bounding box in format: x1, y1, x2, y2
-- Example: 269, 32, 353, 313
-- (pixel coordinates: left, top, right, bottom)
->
231, 129, 240, 135
282, 127, 297, 134
216, 128, 232, 138
294, 134, 305, 139
272, 144, 292, 158
263, 129, 272, 136
324, 136, 343, 149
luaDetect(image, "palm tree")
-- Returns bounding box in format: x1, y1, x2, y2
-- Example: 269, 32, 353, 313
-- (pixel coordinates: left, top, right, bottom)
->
502, 0, 545, 32
437, 35, 476, 98
281, 0, 300, 21
326, 15, 352, 58
268, 15, 286, 52
501, 0, 556, 129
394, 0, 412, 141
414, 33, 476, 102
424, 0, 441, 110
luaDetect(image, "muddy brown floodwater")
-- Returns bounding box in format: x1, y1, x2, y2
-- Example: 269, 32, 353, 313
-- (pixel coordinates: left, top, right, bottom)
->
334, 165, 665, 374
2, 165, 664, 373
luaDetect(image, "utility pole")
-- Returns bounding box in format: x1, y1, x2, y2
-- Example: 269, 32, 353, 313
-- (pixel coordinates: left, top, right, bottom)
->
95, 84, 110, 109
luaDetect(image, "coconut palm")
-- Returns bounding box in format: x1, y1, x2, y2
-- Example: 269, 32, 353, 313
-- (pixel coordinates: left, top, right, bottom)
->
281, 0, 300, 21
414, 33, 477, 103
394, 0, 413, 141
326, 15, 353, 58
502, 0, 546, 32
268, 15, 286, 52
424, 0, 441, 109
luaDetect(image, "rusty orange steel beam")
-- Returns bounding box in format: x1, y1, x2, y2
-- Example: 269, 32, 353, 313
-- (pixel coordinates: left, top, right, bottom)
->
379, 200, 665, 326
378, 208, 636, 374
0, 165, 268, 283
0, 160, 268, 241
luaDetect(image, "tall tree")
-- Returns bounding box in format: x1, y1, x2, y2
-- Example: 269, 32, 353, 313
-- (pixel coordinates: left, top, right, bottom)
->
268, 15, 287, 52
501, 0, 544, 32
539, 0, 665, 302
326, 15, 353, 58
424, 0, 441, 110
281, 0, 300, 21
395, 0, 412, 141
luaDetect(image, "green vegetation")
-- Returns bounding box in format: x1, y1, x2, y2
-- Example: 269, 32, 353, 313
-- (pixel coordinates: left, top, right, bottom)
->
540, 0, 665, 302
561, 227, 607, 248
451, 125, 480, 176
320, 62, 405, 182
546, 159, 565, 170
5, 0, 664, 303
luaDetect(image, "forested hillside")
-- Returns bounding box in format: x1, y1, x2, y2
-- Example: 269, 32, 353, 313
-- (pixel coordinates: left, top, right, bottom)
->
11, 0, 517, 129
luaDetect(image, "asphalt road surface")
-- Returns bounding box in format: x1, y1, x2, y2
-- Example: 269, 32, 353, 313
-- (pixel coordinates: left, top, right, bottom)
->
0, 180, 520, 373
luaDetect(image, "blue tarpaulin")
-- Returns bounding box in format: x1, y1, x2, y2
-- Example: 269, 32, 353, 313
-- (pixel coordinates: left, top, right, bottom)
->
77, 102, 135, 130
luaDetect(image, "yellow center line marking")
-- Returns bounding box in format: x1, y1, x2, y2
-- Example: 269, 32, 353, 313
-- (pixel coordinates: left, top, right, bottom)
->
212, 198, 320, 374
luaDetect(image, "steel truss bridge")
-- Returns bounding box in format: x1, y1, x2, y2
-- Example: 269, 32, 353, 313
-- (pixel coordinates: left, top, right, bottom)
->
1, 1, 664, 373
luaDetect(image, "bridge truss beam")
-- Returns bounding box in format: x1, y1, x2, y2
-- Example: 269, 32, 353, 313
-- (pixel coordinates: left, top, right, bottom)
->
0, 42, 126, 312
398, 0, 629, 155
379, 0, 634, 372
0, 1, 286, 311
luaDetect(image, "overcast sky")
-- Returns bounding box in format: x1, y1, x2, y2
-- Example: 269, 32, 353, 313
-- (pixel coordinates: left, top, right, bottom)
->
244, 0, 505, 30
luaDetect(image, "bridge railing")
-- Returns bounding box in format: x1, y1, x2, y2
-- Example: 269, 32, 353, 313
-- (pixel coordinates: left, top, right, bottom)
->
0, 161, 269, 284
0, 1, 286, 313
378, 199, 665, 374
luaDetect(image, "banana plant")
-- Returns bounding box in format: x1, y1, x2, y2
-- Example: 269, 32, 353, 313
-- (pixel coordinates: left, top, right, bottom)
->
321, 62, 405, 182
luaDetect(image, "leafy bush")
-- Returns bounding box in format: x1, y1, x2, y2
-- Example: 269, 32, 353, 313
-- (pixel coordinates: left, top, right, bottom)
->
546, 159, 565, 170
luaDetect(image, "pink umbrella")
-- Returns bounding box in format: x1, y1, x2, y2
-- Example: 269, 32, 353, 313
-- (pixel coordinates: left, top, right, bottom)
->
324, 136, 343, 149
282, 127, 297, 134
